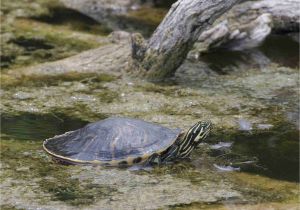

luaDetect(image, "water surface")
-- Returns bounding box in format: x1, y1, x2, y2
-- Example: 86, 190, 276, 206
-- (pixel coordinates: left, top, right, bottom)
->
1, 113, 299, 209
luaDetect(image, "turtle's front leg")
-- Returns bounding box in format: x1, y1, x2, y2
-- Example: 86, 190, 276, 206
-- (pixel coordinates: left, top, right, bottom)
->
145, 153, 162, 166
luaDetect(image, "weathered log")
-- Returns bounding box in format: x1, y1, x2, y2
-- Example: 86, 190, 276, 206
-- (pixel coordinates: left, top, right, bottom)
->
131, 0, 241, 79
196, 0, 300, 51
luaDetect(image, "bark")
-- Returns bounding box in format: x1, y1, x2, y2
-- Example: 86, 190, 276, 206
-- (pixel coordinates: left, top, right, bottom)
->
131, 0, 241, 79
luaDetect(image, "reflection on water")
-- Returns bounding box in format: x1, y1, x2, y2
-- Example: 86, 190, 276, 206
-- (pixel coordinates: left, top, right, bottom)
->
260, 34, 299, 68
1, 113, 299, 209
1, 113, 89, 141
200, 34, 299, 74
209, 122, 299, 182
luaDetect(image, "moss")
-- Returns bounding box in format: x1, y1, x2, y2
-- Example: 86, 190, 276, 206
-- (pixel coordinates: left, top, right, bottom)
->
1, 72, 117, 89
95, 90, 119, 103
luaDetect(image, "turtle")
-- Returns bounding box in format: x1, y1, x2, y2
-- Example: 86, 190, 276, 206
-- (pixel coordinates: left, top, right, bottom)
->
43, 117, 212, 166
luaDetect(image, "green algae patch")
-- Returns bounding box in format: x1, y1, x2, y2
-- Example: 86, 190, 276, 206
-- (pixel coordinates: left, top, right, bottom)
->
1, 0, 108, 70
1, 19, 103, 70
1, 72, 117, 89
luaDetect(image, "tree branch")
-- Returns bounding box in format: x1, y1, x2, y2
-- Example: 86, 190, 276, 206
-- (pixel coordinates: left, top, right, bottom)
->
131, 0, 241, 79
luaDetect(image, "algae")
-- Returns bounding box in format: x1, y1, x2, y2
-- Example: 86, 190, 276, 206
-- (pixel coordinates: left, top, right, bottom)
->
1, 72, 117, 89
1, 111, 299, 209
1, 0, 108, 70
1, 0, 299, 209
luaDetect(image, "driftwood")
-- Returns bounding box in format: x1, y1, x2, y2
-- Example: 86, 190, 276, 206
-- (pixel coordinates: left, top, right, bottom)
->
130, 0, 241, 79
61, 0, 299, 79
197, 0, 300, 51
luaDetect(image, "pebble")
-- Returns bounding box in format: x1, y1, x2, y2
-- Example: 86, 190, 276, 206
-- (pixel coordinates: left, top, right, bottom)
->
13, 91, 33, 100
257, 124, 273, 130
210, 142, 233, 150
238, 119, 252, 131
213, 164, 240, 172
16, 167, 30, 172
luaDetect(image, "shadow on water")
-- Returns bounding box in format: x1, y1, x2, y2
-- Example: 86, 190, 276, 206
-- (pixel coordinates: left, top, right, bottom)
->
200, 34, 299, 74
209, 122, 299, 182
260, 34, 299, 68
1, 113, 90, 141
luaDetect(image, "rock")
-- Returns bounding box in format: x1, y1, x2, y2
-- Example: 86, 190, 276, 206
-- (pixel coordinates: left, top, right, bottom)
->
13, 91, 33, 100
108, 30, 131, 43
238, 119, 253, 131
210, 142, 233, 150
16, 167, 30, 172
257, 124, 274, 130
213, 164, 240, 172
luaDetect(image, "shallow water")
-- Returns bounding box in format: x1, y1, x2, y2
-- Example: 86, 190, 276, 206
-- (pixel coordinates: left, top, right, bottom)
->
1, 0, 299, 209
1, 113, 299, 209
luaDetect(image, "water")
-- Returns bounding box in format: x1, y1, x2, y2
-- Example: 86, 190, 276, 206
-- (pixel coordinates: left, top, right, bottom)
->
1, 113, 299, 209
1, 113, 89, 141
200, 35, 299, 74
209, 123, 300, 182
1, 0, 299, 208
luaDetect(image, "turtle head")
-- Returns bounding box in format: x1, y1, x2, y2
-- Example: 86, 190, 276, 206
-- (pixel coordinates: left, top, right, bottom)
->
178, 121, 212, 158
191, 121, 212, 144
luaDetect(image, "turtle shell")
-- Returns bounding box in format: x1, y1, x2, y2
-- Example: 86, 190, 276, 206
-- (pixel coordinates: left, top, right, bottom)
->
43, 117, 181, 166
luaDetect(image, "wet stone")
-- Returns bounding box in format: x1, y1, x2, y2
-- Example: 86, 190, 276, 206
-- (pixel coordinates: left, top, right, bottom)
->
12, 91, 34, 100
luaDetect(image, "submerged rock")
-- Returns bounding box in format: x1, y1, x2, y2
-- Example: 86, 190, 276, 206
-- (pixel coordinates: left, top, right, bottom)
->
238, 119, 253, 131
213, 164, 240, 172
